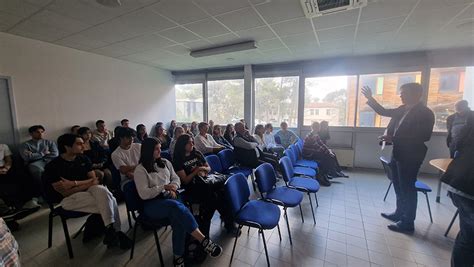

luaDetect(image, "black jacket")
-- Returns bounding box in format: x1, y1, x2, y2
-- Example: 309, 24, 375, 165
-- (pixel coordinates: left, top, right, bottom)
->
367, 100, 435, 163
446, 110, 474, 147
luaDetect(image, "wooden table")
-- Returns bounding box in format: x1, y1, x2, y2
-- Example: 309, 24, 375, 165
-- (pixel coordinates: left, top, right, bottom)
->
429, 158, 453, 203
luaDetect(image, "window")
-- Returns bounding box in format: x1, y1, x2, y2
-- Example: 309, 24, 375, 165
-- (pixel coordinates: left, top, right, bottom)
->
175, 83, 203, 122
304, 75, 357, 126
357, 71, 422, 127
255, 76, 299, 127
208, 79, 244, 125
428, 66, 471, 131
361, 76, 384, 95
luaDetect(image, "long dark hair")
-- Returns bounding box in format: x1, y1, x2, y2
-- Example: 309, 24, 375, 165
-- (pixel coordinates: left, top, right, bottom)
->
224, 124, 234, 136
139, 137, 165, 173
136, 124, 148, 140
174, 134, 194, 164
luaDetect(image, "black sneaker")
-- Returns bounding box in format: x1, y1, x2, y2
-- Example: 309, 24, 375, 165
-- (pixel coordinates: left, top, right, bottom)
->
117, 231, 132, 250
103, 227, 119, 248
173, 256, 185, 267
5, 220, 20, 231
201, 237, 222, 258
317, 174, 331, 186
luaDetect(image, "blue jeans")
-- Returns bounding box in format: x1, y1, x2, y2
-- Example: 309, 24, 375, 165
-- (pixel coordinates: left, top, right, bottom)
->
390, 159, 421, 225
143, 199, 198, 256
449, 193, 474, 267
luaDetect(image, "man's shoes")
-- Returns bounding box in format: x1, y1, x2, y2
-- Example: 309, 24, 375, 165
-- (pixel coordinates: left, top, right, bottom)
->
317, 174, 331, 186
117, 231, 132, 250
22, 199, 41, 210
103, 226, 119, 248
381, 212, 401, 222
387, 221, 414, 234
336, 171, 349, 178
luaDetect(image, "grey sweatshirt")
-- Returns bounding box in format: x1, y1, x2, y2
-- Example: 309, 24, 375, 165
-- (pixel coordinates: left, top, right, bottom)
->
19, 139, 59, 163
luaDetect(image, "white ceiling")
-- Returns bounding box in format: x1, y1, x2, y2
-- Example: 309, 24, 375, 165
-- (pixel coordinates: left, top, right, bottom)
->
1, 0, 473, 71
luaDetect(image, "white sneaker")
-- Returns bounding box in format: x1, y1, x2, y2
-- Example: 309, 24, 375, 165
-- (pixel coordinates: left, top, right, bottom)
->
23, 199, 41, 210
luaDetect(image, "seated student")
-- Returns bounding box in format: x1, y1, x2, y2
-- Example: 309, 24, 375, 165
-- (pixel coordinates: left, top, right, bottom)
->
319, 121, 331, 145
190, 121, 198, 137
447, 100, 473, 158
173, 134, 236, 235
207, 120, 214, 135
111, 128, 141, 189
93, 120, 113, 149
182, 123, 190, 135
169, 126, 184, 160
78, 127, 112, 187
263, 123, 284, 157
274, 121, 298, 149
302, 122, 347, 182
223, 124, 235, 145
212, 125, 233, 150
168, 120, 177, 139
20, 125, 59, 194
43, 134, 131, 249
70, 125, 80, 135
135, 124, 148, 144
233, 122, 280, 171
154, 122, 171, 150
0, 217, 20, 265
121, 119, 130, 128
194, 122, 225, 155
107, 126, 122, 154
134, 138, 222, 266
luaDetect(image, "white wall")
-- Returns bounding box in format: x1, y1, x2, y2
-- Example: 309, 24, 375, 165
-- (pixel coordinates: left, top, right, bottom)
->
0, 32, 175, 142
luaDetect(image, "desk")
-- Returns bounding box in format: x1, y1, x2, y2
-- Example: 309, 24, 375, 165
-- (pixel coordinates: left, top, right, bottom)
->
429, 158, 453, 203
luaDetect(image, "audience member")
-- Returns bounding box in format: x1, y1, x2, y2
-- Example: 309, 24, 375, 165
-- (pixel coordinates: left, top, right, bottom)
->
70, 125, 80, 135
169, 126, 184, 160
182, 123, 190, 135
134, 138, 222, 266
93, 120, 113, 149
43, 134, 131, 249
111, 127, 141, 189
207, 120, 214, 135
263, 123, 284, 157
78, 127, 112, 187
135, 124, 148, 144
20, 125, 58, 196
223, 124, 235, 145
190, 121, 198, 136
362, 83, 434, 233
447, 100, 473, 158
0, 217, 20, 265
107, 126, 122, 154
239, 119, 249, 130
173, 134, 235, 236
319, 121, 330, 145
212, 125, 233, 150
168, 120, 177, 139
274, 122, 298, 148
154, 122, 171, 150
194, 122, 225, 155
121, 119, 130, 128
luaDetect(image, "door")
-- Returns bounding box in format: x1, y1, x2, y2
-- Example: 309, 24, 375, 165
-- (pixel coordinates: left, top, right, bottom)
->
0, 77, 17, 148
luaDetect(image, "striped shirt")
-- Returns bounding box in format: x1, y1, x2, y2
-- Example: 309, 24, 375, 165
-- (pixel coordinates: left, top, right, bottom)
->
0, 218, 20, 267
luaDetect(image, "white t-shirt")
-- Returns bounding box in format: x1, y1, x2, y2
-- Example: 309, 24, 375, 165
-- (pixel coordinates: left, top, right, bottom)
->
0, 144, 12, 167
194, 133, 222, 154
111, 143, 141, 186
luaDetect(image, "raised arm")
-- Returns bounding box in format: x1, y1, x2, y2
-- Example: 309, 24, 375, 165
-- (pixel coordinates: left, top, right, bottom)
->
361, 86, 399, 117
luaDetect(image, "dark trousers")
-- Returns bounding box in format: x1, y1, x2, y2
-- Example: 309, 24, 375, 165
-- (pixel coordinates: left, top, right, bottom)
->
449, 193, 474, 267
0, 168, 35, 208
390, 158, 421, 225
306, 152, 342, 176
259, 151, 280, 172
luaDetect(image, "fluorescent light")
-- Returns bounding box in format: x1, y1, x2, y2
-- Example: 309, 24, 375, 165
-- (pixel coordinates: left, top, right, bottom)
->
190, 41, 257, 58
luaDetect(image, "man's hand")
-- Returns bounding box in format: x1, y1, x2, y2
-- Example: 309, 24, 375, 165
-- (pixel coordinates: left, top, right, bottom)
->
379, 135, 393, 143
43, 148, 50, 155
169, 190, 178, 199
164, 184, 178, 192
0, 167, 8, 175
126, 172, 134, 179
361, 86, 374, 101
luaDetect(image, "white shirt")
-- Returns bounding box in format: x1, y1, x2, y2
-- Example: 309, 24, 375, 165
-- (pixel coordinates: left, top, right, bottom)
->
111, 143, 141, 186
0, 144, 12, 167
253, 135, 266, 150
264, 133, 278, 148
134, 160, 181, 200
194, 133, 223, 154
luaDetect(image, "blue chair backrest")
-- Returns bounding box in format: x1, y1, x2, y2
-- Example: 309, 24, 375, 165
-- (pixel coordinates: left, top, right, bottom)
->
225, 173, 250, 217
285, 148, 297, 166
292, 144, 302, 159
255, 163, 277, 194
218, 149, 235, 170
380, 156, 393, 181
279, 156, 294, 183
205, 154, 223, 174
123, 181, 144, 213
161, 150, 171, 161
274, 135, 282, 145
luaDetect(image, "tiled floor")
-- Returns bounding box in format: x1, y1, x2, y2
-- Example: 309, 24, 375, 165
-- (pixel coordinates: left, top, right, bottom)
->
15, 169, 458, 267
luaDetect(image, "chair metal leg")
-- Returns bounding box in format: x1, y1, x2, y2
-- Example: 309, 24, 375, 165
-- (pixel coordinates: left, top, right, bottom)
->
276, 224, 282, 241
60, 217, 74, 259
314, 193, 319, 207
383, 182, 392, 201
48, 212, 54, 248
445, 210, 459, 237
130, 223, 138, 260
250, 172, 257, 192
283, 207, 293, 246
247, 226, 251, 235
230, 225, 243, 265
260, 229, 270, 267
72, 222, 87, 239
308, 193, 316, 224
127, 211, 133, 229
153, 229, 164, 267
299, 204, 304, 223
424, 192, 433, 223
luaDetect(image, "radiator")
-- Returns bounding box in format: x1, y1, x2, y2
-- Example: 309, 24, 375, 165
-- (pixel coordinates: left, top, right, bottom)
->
332, 148, 354, 168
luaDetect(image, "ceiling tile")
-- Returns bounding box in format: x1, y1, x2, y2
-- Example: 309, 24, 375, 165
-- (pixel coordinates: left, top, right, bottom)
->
55, 33, 109, 50
317, 25, 356, 42
30, 10, 91, 33
117, 8, 176, 35
183, 39, 213, 50
9, 20, 70, 42
92, 43, 137, 57
159, 26, 201, 43
0, 11, 22, 30
79, 19, 132, 43
257, 38, 285, 50
360, 0, 418, 22
184, 18, 230, 38
271, 17, 313, 37
281, 32, 317, 47
164, 44, 191, 55
207, 33, 241, 44
120, 48, 173, 62
0, 0, 39, 17
456, 4, 474, 21
193, 0, 250, 15
357, 16, 405, 35
405, 5, 467, 29
150, 0, 209, 24
235, 25, 276, 41
215, 7, 264, 31
312, 9, 359, 30
116, 34, 176, 52
416, 0, 473, 10
255, 0, 305, 24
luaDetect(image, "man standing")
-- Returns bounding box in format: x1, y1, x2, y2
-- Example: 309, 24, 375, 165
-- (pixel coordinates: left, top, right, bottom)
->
194, 122, 225, 155
446, 100, 473, 158
362, 83, 434, 233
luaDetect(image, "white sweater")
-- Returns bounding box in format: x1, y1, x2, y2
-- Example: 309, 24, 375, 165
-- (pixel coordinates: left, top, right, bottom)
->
133, 159, 181, 200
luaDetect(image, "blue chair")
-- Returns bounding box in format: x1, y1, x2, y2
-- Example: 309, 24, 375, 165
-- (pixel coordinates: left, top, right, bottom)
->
205, 154, 224, 174
225, 173, 281, 267
274, 135, 282, 145
160, 150, 171, 161
123, 181, 169, 266
280, 156, 320, 224
109, 163, 133, 229
290, 144, 319, 170
255, 163, 304, 245
217, 149, 256, 190
284, 148, 317, 178
380, 157, 433, 223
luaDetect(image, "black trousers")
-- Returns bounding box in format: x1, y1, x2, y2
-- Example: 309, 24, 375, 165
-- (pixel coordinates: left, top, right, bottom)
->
0, 168, 35, 208
259, 151, 281, 173
390, 158, 422, 225
449, 192, 474, 267
306, 152, 342, 176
